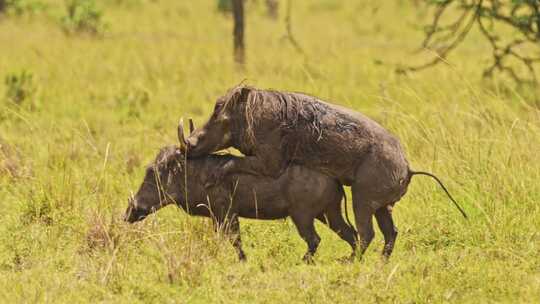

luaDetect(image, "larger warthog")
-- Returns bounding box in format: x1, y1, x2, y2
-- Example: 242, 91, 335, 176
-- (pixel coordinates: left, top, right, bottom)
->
124, 127, 359, 262
182, 85, 468, 258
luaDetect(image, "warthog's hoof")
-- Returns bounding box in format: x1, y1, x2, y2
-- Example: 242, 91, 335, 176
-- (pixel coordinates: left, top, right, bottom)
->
381, 253, 392, 263
337, 255, 355, 264
238, 252, 247, 262
302, 254, 315, 265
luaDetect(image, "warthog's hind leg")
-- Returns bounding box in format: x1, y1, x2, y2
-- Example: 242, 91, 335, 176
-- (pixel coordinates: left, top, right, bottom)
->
375, 205, 398, 259
351, 185, 376, 258
317, 208, 358, 260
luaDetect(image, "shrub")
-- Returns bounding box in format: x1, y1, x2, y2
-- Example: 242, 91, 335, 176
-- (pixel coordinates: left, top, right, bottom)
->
115, 87, 150, 122
0, 0, 45, 15
61, 0, 106, 35
4, 70, 36, 106
217, 0, 232, 13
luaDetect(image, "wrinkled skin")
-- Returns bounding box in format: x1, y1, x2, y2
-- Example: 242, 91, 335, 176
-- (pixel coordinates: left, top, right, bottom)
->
185, 86, 409, 258
124, 146, 360, 262
185, 102, 235, 155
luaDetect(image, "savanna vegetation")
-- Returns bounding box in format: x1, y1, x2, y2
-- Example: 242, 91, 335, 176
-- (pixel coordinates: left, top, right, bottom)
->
0, 0, 539, 302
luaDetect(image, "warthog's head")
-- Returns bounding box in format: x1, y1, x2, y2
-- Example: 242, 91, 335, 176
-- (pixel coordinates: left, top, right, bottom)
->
182, 88, 250, 157
124, 145, 185, 223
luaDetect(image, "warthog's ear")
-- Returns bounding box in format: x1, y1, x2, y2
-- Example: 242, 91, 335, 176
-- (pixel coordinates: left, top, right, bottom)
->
188, 118, 195, 135
228, 86, 251, 105
239, 87, 251, 102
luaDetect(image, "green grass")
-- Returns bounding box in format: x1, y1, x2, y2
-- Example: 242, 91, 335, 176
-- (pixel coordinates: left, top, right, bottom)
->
1, 1, 539, 302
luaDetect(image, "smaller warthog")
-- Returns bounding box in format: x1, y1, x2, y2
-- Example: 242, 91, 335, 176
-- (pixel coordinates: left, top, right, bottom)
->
123, 124, 358, 262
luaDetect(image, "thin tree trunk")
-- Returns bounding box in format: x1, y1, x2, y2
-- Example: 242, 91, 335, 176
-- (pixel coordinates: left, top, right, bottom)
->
232, 0, 245, 65
0, 0, 6, 12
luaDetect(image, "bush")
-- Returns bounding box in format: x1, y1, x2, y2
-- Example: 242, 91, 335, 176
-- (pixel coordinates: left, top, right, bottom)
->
61, 0, 106, 35
4, 70, 36, 106
217, 0, 232, 13
114, 87, 151, 122
0, 0, 45, 15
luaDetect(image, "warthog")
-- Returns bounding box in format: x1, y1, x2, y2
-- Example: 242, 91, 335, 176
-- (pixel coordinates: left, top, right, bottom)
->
124, 128, 358, 262
181, 85, 467, 258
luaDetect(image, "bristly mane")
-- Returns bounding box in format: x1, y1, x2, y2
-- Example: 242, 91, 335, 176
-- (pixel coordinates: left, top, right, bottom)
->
221, 85, 327, 147
152, 146, 181, 168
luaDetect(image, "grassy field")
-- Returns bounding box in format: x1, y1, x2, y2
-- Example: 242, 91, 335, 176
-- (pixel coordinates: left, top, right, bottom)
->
1, 0, 539, 302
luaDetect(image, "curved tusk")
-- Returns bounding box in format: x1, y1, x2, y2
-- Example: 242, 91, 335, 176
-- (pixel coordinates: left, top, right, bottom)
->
189, 118, 195, 135
178, 117, 187, 151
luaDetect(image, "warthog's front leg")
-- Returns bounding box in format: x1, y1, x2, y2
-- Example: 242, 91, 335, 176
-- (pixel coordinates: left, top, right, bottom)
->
227, 215, 246, 261
206, 152, 286, 187
291, 214, 320, 264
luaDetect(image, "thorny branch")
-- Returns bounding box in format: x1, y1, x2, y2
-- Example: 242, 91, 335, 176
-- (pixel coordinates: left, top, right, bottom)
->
284, 0, 305, 55
399, 0, 540, 85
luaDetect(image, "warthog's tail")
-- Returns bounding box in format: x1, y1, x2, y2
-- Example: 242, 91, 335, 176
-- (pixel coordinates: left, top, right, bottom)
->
339, 187, 355, 229
409, 170, 468, 219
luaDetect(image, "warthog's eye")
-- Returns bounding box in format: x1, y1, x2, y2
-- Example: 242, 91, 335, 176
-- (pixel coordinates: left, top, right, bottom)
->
145, 166, 153, 175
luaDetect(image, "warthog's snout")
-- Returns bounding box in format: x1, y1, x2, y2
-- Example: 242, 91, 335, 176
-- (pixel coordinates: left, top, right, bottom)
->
123, 198, 150, 223
186, 136, 197, 148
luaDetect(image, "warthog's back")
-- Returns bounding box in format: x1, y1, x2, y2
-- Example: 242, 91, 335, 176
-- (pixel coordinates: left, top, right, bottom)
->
271, 91, 409, 185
